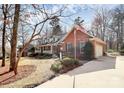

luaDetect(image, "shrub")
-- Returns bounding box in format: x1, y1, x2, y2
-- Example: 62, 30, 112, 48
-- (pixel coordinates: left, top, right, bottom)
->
36, 53, 52, 59
28, 47, 35, 53
28, 53, 39, 57
61, 57, 79, 67
83, 41, 94, 60
51, 62, 63, 73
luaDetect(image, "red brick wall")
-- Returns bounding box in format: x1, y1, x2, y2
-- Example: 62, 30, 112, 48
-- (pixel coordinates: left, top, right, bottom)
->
61, 29, 89, 59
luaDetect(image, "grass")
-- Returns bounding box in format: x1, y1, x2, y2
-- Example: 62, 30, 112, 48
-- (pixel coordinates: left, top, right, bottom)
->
0, 57, 55, 88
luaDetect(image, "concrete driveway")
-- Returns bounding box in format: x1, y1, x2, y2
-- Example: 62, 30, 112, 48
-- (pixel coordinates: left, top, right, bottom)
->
36, 56, 124, 88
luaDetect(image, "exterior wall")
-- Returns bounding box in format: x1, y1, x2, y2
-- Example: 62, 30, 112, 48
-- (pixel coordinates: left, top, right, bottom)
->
61, 29, 89, 59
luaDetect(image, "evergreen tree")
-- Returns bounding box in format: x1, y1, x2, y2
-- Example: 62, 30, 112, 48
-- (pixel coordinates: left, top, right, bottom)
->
49, 16, 62, 36
83, 41, 94, 60
74, 16, 84, 26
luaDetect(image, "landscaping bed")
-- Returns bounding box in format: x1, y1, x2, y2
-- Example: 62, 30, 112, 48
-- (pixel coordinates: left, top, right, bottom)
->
59, 64, 82, 74
0, 65, 36, 86
50, 57, 82, 74
0, 58, 55, 88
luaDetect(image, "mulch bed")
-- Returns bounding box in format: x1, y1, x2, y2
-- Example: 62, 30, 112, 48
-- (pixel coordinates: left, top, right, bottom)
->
59, 64, 82, 74
0, 65, 36, 86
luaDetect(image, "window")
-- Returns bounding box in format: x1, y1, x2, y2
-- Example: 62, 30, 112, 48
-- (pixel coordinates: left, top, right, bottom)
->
66, 42, 72, 53
43, 46, 51, 51
80, 41, 85, 54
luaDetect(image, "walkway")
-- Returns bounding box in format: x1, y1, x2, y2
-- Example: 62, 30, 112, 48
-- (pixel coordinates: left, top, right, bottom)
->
36, 56, 124, 88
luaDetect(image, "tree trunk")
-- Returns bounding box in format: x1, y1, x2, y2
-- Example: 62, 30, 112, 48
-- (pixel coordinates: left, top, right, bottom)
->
1, 4, 8, 67
9, 4, 20, 75
14, 38, 33, 75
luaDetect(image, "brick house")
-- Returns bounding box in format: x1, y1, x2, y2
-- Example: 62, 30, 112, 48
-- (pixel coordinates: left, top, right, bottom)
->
37, 25, 106, 59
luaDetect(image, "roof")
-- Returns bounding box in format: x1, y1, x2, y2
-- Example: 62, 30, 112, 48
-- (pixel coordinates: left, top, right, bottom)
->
38, 25, 105, 46
55, 25, 93, 45
90, 37, 106, 45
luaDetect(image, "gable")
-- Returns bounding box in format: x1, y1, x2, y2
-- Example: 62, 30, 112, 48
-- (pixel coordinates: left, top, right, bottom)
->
63, 27, 92, 43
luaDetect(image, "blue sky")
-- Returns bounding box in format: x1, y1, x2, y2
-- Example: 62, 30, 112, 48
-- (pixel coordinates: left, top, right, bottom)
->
58, 4, 118, 30
44, 4, 118, 31
26, 4, 119, 33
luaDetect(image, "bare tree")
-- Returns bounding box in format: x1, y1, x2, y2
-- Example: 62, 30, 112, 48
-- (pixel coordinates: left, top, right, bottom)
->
1, 4, 8, 67
91, 7, 111, 41
110, 4, 124, 51
7, 4, 73, 75
10, 4, 20, 74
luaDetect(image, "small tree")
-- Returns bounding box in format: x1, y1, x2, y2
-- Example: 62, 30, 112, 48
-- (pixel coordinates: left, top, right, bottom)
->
83, 41, 94, 60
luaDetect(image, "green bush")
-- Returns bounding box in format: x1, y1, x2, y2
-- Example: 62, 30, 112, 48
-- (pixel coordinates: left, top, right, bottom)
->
51, 62, 63, 73
61, 57, 79, 67
83, 41, 94, 60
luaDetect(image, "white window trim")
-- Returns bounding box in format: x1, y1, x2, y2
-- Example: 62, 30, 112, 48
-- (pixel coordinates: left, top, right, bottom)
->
80, 41, 85, 54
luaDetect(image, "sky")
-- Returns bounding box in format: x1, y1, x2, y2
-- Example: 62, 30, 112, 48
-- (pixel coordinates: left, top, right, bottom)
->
46, 4, 118, 31
0, 4, 120, 47
24, 4, 119, 33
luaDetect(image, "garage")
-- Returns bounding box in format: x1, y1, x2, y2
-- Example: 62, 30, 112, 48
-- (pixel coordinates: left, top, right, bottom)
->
90, 37, 106, 58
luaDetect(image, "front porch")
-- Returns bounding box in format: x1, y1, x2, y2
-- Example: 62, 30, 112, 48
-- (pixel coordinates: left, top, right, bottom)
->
37, 44, 61, 56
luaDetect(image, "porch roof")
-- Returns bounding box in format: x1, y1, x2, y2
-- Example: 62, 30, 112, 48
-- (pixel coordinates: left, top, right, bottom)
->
37, 44, 53, 47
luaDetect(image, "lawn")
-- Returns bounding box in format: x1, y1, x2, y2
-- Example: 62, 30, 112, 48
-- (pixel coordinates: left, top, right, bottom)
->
0, 57, 56, 88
